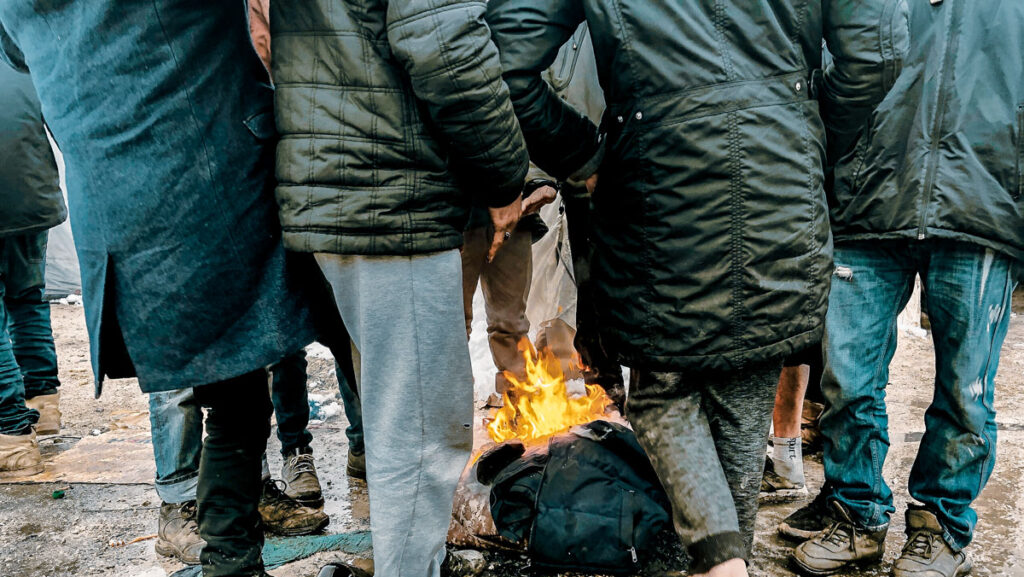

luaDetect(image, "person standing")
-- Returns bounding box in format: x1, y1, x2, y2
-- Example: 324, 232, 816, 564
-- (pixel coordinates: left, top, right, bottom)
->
487, 1, 878, 575
791, 3, 1024, 576
0, 2, 319, 575
0, 61, 66, 477
271, 2, 529, 576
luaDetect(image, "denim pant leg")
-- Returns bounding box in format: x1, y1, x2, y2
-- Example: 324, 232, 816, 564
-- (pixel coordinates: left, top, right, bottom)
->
821, 242, 917, 529
909, 242, 1017, 550
4, 232, 60, 398
270, 349, 313, 456
335, 353, 364, 454
0, 239, 38, 435
149, 389, 203, 503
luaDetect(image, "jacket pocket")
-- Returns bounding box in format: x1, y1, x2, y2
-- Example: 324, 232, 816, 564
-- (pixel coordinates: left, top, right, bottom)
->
1016, 105, 1023, 200
243, 109, 277, 141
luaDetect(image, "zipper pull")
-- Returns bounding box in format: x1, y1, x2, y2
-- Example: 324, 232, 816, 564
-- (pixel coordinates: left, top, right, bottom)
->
630, 547, 638, 564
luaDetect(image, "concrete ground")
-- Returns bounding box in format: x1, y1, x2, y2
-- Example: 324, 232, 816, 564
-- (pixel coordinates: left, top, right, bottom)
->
1, 293, 1023, 577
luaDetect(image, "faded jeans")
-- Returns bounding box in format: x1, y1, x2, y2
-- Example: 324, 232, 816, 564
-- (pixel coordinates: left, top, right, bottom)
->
0, 232, 57, 435
821, 240, 1017, 550
316, 250, 474, 577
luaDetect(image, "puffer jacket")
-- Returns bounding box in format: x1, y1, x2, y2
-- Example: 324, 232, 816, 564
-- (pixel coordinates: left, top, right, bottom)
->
0, 61, 65, 238
487, 0, 889, 372
271, 0, 529, 256
826, 0, 1024, 262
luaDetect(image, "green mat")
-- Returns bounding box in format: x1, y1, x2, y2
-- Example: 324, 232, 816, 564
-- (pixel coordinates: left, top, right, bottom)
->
170, 531, 372, 577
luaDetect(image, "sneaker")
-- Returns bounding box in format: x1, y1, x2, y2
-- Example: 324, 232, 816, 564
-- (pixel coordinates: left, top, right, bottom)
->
893, 508, 973, 577
282, 449, 324, 507
790, 502, 887, 576
347, 449, 366, 480
0, 430, 44, 478
779, 490, 832, 540
760, 457, 809, 503
25, 392, 61, 435
155, 501, 205, 565
259, 478, 329, 536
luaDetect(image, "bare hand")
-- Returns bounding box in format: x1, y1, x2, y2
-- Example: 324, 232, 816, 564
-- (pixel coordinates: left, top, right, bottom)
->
488, 195, 522, 262
521, 185, 558, 216
585, 173, 599, 195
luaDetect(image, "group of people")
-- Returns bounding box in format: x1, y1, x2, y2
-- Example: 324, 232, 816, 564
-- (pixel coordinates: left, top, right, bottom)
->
0, 1, 1021, 577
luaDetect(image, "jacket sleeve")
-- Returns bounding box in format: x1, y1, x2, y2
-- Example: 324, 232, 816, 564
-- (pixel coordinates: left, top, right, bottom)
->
385, 0, 529, 208
486, 0, 600, 183
821, 0, 905, 162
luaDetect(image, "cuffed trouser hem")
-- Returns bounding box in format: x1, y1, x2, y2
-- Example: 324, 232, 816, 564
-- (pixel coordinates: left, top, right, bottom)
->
688, 531, 748, 574
155, 474, 198, 504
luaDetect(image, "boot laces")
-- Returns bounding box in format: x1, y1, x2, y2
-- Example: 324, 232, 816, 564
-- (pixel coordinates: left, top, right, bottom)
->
903, 530, 937, 560
822, 520, 858, 552
290, 454, 316, 475
178, 501, 199, 530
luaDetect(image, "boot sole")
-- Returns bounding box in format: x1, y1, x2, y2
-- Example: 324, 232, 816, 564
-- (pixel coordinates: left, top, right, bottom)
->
0, 464, 44, 479
263, 515, 330, 537
760, 486, 810, 504
790, 552, 884, 577
34, 426, 60, 436
292, 495, 325, 508
346, 465, 367, 480
154, 539, 200, 565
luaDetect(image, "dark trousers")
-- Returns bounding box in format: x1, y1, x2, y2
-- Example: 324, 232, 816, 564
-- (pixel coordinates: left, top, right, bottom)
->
0, 232, 57, 435
194, 370, 272, 577
627, 362, 780, 573
270, 350, 313, 456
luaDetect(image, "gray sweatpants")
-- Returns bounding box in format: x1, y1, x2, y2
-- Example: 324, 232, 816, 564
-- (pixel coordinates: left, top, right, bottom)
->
627, 362, 780, 573
316, 251, 474, 577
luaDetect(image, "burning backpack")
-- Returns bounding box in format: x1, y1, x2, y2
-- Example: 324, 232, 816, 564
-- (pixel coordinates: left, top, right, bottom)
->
479, 420, 671, 574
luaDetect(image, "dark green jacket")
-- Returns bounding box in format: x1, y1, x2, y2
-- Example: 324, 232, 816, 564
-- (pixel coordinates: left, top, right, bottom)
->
488, 0, 886, 372
826, 1, 1024, 261
271, 0, 529, 256
0, 62, 65, 238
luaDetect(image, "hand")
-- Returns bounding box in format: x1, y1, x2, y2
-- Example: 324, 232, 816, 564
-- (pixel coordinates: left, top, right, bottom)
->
585, 173, 599, 195
521, 185, 558, 216
488, 195, 522, 262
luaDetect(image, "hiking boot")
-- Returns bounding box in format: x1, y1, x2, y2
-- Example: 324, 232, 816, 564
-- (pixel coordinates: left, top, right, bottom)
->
155, 501, 205, 565
760, 457, 809, 503
790, 502, 887, 576
779, 490, 832, 540
0, 430, 44, 478
801, 400, 825, 454
347, 449, 366, 480
894, 508, 973, 577
259, 478, 329, 536
282, 449, 324, 507
25, 392, 61, 435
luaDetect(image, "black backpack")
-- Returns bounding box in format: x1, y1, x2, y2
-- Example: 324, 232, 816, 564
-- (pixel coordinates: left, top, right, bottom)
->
483, 420, 671, 574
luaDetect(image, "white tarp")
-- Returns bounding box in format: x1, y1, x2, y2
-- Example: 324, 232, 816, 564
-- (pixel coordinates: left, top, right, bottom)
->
44, 139, 81, 299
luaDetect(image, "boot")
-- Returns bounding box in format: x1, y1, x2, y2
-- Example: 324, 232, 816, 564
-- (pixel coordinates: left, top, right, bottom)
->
779, 490, 832, 541
790, 501, 887, 576
282, 448, 324, 507
894, 507, 973, 577
25, 392, 61, 435
347, 449, 366, 480
155, 501, 205, 565
259, 478, 330, 536
760, 456, 809, 503
0, 430, 43, 478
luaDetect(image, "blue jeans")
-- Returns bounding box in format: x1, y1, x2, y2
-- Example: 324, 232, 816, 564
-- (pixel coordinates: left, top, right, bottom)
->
0, 232, 58, 435
821, 239, 1016, 550
149, 388, 203, 503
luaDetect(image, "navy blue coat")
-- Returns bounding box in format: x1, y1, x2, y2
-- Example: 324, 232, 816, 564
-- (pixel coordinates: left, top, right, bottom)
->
0, 1, 317, 394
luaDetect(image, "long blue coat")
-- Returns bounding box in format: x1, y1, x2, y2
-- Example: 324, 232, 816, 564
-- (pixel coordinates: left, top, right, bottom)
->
0, 1, 317, 394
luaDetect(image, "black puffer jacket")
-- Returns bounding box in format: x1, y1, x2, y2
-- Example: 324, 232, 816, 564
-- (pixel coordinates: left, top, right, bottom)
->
271, 0, 529, 256
0, 61, 65, 238
488, 0, 890, 372
826, 0, 1024, 261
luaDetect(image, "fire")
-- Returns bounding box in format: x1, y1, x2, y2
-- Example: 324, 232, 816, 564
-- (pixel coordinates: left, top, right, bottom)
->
486, 339, 613, 445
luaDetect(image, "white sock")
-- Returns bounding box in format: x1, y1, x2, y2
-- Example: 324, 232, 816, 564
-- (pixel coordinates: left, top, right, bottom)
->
772, 436, 805, 485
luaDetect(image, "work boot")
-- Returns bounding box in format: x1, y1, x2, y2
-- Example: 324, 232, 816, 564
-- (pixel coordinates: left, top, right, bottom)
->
760, 456, 809, 503
894, 508, 973, 577
779, 490, 832, 540
282, 448, 324, 507
259, 478, 329, 536
0, 430, 44, 478
347, 449, 366, 480
790, 502, 887, 576
25, 392, 61, 435
155, 500, 205, 565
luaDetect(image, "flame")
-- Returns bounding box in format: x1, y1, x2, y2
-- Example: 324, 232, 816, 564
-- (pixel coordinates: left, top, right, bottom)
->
486, 338, 613, 445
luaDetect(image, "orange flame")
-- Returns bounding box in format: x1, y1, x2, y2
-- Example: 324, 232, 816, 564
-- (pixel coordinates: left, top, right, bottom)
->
486, 339, 613, 445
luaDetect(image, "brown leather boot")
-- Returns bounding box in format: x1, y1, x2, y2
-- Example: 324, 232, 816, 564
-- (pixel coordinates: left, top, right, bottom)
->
0, 430, 43, 478
155, 500, 205, 565
282, 449, 324, 507
791, 501, 887, 576
259, 478, 329, 536
894, 508, 973, 577
25, 392, 61, 435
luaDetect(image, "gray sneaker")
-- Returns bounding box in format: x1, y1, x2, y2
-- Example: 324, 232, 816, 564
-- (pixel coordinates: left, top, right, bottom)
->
282, 449, 324, 507
790, 502, 887, 576
155, 501, 205, 565
894, 508, 973, 577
